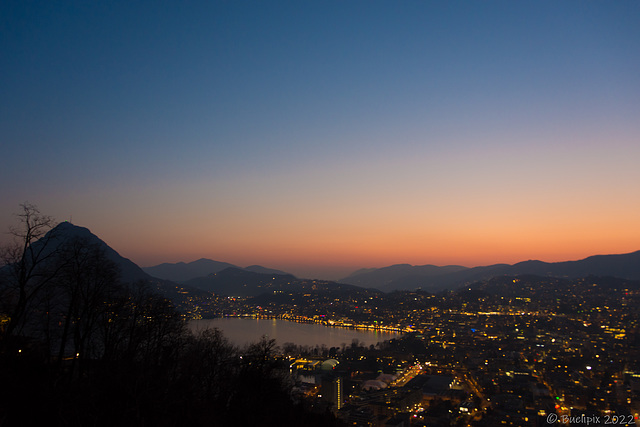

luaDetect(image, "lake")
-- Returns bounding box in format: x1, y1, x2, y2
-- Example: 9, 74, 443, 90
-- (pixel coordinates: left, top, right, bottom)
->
189, 317, 401, 348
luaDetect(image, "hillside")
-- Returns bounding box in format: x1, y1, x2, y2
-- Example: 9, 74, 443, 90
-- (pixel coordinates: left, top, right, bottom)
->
341, 251, 640, 292
184, 267, 360, 297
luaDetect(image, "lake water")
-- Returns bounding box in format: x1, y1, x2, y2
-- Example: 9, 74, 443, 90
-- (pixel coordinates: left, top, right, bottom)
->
189, 318, 401, 348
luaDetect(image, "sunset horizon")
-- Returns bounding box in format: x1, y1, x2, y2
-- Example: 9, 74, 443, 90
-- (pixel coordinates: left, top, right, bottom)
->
3, 1, 639, 280
13, 216, 640, 282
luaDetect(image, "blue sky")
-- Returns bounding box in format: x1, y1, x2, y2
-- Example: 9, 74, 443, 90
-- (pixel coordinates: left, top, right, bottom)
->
2, 1, 639, 279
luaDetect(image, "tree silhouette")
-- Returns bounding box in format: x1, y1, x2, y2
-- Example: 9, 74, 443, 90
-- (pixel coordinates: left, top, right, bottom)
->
0, 203, 62, 353
51, 237, 121, 378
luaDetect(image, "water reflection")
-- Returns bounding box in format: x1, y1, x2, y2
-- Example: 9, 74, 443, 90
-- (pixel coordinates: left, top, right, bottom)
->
189, 318, 401, 348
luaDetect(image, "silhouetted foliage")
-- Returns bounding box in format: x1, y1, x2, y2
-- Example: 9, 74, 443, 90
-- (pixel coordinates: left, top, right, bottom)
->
0, 203, 61, 350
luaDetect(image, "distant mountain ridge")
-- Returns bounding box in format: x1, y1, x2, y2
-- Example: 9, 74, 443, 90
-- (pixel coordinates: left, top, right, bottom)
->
342, 264, 467, 288
142, 259, 294, 283
340, 251, 640, 292
244, 265, 290, 276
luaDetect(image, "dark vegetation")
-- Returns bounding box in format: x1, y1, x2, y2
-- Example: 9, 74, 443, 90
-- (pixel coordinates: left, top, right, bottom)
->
0, 204, 342, 426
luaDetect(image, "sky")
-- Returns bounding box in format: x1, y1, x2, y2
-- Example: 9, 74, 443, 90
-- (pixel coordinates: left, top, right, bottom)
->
2, 1, 639, 280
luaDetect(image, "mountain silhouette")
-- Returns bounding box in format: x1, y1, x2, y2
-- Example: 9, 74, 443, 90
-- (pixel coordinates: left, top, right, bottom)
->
28, 222, 211, 306
143, 259, 295, 282
142, 258, 237, 282
28, 223, 640, 296
340, 264, 469, 292
40, 222, 151, 284
341, 251, 640, 292
184, 267, 358, 297
183, 267, 296, 296
244, 265, 292, 276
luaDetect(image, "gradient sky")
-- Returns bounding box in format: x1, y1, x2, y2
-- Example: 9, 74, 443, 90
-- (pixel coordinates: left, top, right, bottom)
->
2, 1, 639, 280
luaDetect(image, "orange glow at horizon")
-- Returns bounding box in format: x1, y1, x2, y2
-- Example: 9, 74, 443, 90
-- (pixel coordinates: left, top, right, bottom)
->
105, 200, 640, 279
13, 122, 640, 281
3, 1, 640, 282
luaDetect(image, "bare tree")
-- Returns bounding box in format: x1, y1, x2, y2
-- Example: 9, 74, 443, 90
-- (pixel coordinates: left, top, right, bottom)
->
98, 280, 185, 365
52, 237, 121, 377
181, 328, 237, 401
0, 203, 64, 351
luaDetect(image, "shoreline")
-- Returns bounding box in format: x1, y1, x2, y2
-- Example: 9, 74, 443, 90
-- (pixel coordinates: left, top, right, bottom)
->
189, 313, 409, 335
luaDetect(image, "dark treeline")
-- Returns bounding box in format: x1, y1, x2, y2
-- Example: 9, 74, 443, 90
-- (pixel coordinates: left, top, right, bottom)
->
280, 338, 389, 360
0, 205, 342, 426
